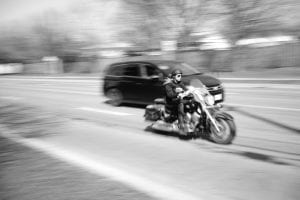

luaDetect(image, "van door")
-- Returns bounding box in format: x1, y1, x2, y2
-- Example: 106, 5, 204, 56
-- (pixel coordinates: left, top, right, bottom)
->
120, 63, 144, 102
140, 64, 165, 104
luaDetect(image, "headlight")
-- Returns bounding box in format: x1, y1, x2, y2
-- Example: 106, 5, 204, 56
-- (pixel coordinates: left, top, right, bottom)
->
186, 86, 194, 90
205, 95, 215, 106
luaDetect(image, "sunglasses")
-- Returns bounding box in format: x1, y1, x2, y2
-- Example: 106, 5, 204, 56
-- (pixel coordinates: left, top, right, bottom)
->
175, 74, 182, 78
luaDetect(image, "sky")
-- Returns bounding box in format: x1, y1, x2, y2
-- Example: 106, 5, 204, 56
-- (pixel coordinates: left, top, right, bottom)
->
0, 0, 123, 44
0, 0, 77, 23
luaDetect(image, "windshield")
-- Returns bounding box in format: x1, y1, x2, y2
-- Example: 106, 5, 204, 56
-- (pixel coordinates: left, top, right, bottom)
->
158, 62, 200, 76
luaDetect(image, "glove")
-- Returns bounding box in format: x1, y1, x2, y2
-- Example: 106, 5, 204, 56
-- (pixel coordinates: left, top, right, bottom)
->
175, 87, 183, 93
177, 93, 185, 99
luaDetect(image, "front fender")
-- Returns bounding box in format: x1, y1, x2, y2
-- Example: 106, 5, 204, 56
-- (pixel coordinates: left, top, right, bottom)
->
213, 111, 234, 121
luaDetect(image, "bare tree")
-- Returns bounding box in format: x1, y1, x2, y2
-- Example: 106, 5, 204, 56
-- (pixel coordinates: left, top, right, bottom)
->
219, 0, 280, 43
119, 0, 207, 47
202, 0, 283, 70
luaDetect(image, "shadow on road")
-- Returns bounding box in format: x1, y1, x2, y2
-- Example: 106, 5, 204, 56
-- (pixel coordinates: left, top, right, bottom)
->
122, 103, 147, 109
226, 106, 300, 134
223, 151, 291, 166
234, 143, 300, 156
103, 100, 146, 109
192, 142, 298, 166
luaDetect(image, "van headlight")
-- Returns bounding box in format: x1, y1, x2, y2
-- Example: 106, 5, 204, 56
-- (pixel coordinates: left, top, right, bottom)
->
205, 95, 215, 106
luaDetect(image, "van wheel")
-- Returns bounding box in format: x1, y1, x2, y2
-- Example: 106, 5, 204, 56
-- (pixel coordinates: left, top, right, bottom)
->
107, 88, 123, 106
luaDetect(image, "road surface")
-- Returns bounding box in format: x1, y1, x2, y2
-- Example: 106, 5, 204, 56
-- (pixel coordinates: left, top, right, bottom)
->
0, 75, 299, 200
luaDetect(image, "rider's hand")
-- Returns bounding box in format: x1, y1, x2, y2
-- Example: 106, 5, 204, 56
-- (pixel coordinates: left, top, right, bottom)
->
177, 93, 185, 99
175, 87, 183, 93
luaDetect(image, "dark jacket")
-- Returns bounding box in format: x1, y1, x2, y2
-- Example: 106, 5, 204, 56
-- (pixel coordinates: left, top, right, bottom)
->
164, 79, 187, 106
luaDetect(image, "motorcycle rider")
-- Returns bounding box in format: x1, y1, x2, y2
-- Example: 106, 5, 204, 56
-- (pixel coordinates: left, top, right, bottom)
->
164, 69, 187, 133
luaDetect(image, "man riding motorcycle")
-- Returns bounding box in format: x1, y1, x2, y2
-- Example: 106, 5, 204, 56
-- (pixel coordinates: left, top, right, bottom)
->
145, 70, 236, 144
164, 69, 187, 133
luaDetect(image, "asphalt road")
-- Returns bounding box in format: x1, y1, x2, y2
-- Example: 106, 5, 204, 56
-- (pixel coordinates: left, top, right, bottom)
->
0, 136, 155, 200
0, 75, 299, 200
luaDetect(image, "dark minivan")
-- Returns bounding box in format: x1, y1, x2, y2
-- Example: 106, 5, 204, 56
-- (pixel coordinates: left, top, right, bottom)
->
103, 60, 224, 106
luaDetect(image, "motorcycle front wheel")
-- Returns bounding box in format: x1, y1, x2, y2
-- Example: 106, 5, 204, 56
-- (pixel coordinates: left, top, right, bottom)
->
209, 117, 236, 144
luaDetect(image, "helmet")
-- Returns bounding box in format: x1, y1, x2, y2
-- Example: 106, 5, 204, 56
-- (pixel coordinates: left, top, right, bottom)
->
171, 69, 182, 77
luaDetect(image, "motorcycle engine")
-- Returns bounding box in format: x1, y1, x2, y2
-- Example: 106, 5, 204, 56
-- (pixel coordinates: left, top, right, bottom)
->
183, 112, 201, 133
184, 101, 198, 113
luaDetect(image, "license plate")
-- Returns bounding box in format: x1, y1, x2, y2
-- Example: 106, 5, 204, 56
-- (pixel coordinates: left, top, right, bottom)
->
214, 94, 222, 101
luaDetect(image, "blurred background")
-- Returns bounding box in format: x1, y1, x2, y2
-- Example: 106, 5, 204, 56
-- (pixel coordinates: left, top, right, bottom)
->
0, 0, 300, 74
1, 1, 300, 200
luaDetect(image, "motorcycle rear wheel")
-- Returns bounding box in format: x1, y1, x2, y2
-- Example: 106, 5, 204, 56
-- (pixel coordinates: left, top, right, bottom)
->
210, 117, 236, 144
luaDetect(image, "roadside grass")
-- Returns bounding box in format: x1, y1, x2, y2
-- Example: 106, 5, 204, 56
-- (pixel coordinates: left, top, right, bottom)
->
0, 101, 67, 138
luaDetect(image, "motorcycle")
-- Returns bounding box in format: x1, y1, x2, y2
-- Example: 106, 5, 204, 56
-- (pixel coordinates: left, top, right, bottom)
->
144, 79, 236, 144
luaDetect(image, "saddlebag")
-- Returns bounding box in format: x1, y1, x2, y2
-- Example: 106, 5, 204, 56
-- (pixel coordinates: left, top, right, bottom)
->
144, 104, 162, 121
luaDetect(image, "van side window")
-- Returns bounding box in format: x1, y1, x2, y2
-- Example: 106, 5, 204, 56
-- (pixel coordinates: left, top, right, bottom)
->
146, 65, 160, 76
109, 65, 125, 76
123, 64, 140, 77
144, 65, 163, 79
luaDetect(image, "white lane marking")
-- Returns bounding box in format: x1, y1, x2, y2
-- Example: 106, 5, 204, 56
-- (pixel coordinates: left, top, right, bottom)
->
30, 88, 98, 95
2, 77, 300, 84
0, 131, 205, 200
226, 92, 239, 95
225, 103, 300, 112
1, 86, 99, 96
224, 83, 300, 89
226, 94, 297, 101
1, 85, 298, 112
0, 75, 100, 79
227, 88, 300, 93
76, 107, 134, 116
5, 80, 298, 89
0, 78, 98, 83
1, 84, 99, 90
39, 88, 98, 95
2, 76, 300, 81
0, 96, 23, 100
0, 76, 99, 79
221, 78, 300, 81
